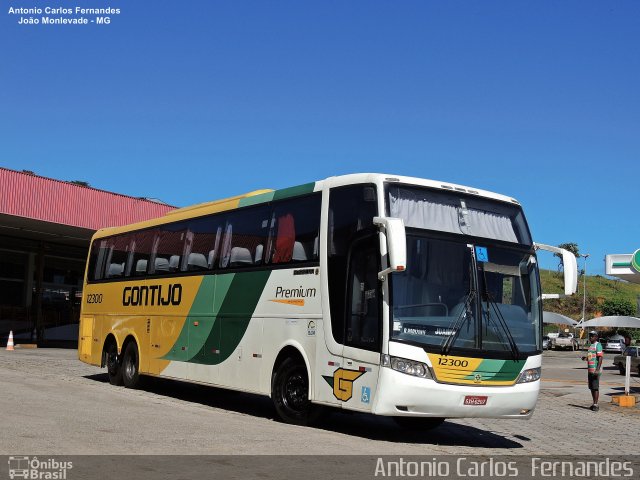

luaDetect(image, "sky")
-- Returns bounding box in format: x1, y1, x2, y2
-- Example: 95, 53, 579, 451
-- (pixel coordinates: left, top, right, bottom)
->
1, 0, 638, 275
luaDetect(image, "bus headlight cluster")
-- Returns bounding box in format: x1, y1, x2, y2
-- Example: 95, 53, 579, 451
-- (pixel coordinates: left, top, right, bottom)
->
381, 354, 432, 379
517, 367, 541, 384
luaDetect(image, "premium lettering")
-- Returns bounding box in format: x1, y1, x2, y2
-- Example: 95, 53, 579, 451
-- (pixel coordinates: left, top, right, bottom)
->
275, 286, 316, 299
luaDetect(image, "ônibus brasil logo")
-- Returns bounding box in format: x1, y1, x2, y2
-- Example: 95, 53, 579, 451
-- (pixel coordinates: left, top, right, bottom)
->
8, 456, 73, 480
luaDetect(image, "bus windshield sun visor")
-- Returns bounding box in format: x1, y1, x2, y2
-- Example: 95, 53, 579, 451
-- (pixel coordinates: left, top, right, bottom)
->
387, 185, 532, 245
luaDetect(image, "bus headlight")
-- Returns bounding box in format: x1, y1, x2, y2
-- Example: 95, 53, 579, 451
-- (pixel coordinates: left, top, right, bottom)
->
517, 367, 541, 384
382, 354, 433, 379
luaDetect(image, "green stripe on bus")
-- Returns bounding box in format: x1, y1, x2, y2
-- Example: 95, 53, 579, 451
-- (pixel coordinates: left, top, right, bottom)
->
237, 182, 316, 208
161, 275, 235, 361
272, 183, 316, 201
612, 262, 631, 268
213, 274, 236, 313
189, 270, 271, 364
494, 359, 525, 380
238, 191, 275, 208
463, 358, 525, 381
161, 276, 215, 361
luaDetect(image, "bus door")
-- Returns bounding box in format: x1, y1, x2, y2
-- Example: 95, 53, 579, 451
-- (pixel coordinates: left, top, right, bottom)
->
79, 315, 95, 363
339, 232, 382, 412
322, 184, 381, 411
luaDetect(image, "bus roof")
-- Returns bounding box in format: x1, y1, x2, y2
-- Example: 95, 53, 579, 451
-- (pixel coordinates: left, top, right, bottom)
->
92, 173, 520, 239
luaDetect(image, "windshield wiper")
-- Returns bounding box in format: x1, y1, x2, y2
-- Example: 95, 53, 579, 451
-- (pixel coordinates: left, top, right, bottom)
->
480, 266, 520, 361
441, 290, 475, 356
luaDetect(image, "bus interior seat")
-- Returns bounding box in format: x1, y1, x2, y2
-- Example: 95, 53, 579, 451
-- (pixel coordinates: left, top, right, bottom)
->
490, 303, 528, 323
107, 263, 124, 277
207, 250, 216, 268
292, 241, 307, 261
169, 255, 180, 272
154, 257, 170, 273
230, 247, 252, 267
135, 259, 148, 275
187, 253, 208, 271
254, 244, 263, 264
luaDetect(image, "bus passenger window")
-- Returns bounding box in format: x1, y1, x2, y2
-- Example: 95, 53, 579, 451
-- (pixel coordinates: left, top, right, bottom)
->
272, 214, 295, 264
130, 230, 155, 277
88, 240, 108, 281
267, 194, 321, 265
221, 205, 270, 269
104, 235, 131, 279
185, 217, 223, 271
152, 223, 186, 275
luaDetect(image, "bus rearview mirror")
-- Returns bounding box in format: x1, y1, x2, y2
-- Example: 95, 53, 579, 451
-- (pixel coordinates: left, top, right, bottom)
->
534, 243, 578, 298
373, 217, 407, 280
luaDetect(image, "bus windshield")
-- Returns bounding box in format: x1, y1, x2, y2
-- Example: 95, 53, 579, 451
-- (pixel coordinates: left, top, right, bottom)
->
390, 233, 541, 356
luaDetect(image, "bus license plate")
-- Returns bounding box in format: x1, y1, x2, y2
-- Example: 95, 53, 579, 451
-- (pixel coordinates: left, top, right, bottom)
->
464, 395, 488, 406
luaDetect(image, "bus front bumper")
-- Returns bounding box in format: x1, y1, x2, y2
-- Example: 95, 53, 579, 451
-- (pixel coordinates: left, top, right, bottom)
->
372, 367, 540, 419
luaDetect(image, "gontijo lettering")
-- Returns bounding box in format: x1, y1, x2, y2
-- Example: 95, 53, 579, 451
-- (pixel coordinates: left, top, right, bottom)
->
122, 284, 182, 306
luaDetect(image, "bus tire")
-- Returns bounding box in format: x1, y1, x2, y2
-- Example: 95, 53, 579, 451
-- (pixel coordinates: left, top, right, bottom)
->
122, 341, 140, 389
106, 341, 123, 386
271, 356, 320, 426
393, 416, 445, 431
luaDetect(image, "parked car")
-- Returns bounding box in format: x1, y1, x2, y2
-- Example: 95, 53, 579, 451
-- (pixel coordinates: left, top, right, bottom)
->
554, 332, 578, 351
613, 346, 640, 375
604, 338, 625, 354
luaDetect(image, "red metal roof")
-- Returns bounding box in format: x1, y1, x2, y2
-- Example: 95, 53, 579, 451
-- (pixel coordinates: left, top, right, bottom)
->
0, 168, 176, 230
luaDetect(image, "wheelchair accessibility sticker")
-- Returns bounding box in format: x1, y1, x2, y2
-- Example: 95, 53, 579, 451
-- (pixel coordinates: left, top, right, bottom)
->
475, 246, 489, 263
361, 386, 371, 404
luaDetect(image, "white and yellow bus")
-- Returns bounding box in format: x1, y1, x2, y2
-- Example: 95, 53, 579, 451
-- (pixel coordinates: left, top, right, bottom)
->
79, 173, 577, 427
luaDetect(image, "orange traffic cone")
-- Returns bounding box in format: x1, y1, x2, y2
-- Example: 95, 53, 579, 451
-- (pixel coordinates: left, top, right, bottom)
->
6, 331, 15, 351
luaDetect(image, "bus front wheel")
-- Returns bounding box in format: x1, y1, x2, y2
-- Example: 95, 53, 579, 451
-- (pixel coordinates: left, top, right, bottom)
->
106, 341, 123, 386
122, 341, 140, 389
271, 357, 320, 426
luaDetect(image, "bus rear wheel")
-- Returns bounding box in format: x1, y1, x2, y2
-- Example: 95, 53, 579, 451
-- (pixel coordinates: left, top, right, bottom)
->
271, 357, 320, 426
106, 341, 123, 386
393, 416, 445, 431
122, 341, 140, 389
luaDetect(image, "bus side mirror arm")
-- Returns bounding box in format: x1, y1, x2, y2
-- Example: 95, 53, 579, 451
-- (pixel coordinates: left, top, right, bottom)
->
534, 243, 578, 298
373, 217, 407, 281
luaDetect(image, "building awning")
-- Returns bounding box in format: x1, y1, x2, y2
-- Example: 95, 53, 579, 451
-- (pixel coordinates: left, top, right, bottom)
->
578, 316, 640, 329
0, 167, 175, 231
543, 311, 578, 326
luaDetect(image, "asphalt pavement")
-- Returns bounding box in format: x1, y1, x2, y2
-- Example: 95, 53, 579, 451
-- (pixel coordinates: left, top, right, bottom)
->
1, 347, 638, 456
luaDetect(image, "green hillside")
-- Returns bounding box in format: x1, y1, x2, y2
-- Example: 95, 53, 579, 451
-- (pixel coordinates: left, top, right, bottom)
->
540, 269, 640, 323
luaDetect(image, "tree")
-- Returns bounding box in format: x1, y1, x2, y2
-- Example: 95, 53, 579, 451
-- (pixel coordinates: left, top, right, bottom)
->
602, 298, 636, 317
555, 242, 579, 272
69, 180, 90, 187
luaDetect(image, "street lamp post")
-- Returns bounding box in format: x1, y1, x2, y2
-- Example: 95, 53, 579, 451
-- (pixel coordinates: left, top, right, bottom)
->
580, 254, 590, 323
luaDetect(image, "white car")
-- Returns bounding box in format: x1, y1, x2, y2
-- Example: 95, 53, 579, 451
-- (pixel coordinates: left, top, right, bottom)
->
604, 338, 625, 354
554, 333, 578, 351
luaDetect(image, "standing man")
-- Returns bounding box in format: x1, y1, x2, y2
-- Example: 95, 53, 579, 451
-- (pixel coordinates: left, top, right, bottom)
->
582, 331, 604, 411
